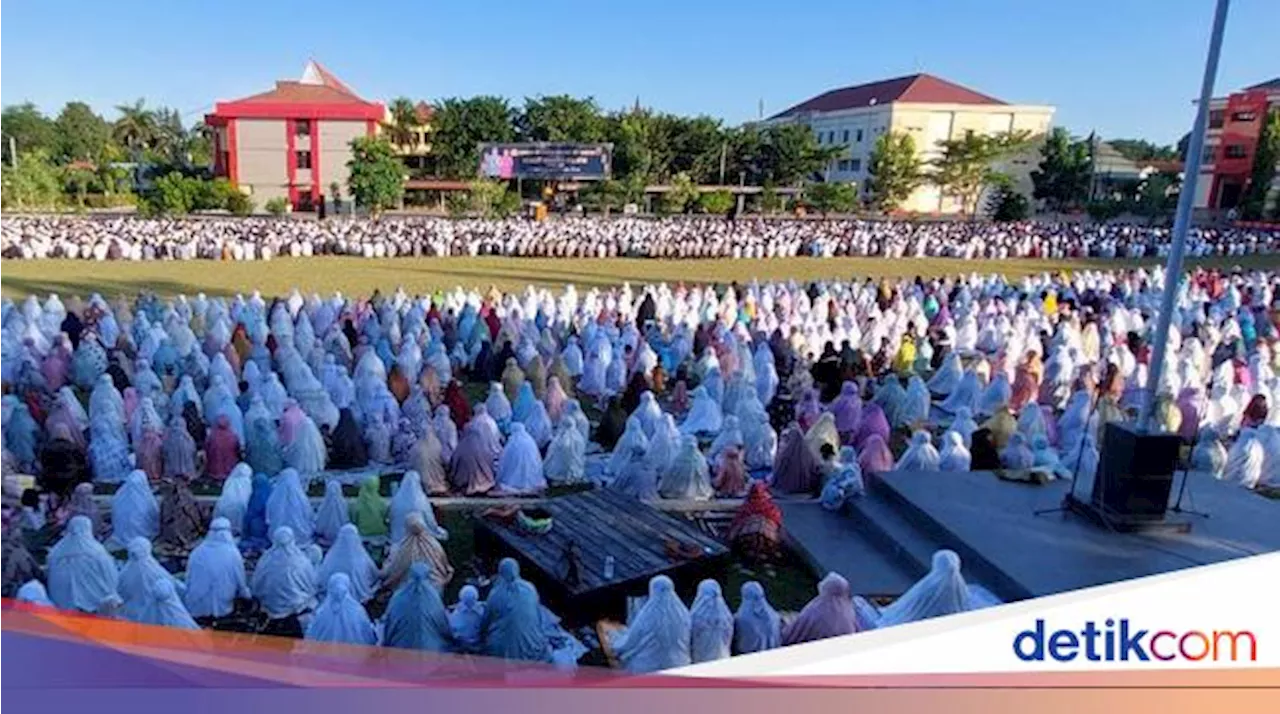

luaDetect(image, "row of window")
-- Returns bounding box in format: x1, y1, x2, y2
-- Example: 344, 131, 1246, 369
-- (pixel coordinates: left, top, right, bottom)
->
816, 128, 865, 145
836, 158, 863, 173
1208, 109, 1261, 130
1201, 144, 1250, 165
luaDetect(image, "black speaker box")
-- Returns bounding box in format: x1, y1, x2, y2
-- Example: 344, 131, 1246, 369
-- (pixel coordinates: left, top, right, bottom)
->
1092, 422, 1181, 519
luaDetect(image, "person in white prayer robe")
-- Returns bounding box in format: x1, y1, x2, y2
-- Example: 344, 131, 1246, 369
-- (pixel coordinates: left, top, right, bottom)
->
108, 470, 160, 549
251, 527, 318, 619
689, 579, 733, 663
733, 581, 781, 655
47, 516, 120, 613
494, 423, 547, 495
266, 468, 315, 544
610, 575, 691, 673
184, 517, 251, 619
305, 573, 377, 646
317, 524, 380, 604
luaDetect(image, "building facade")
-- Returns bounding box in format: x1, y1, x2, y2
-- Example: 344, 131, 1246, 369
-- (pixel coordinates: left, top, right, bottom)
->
206, 61, 385, 211
1193, 78, 1280, 213
762, 74, 1054, 214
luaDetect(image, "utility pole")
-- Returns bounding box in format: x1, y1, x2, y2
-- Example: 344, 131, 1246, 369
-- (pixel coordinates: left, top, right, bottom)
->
8, 136, 17, 167
719, 142, 727, 185
1139, 0, 1231, 431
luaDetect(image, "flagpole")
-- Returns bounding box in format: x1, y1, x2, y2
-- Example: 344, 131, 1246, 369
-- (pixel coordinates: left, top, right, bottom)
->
1138, 0, 1231, 431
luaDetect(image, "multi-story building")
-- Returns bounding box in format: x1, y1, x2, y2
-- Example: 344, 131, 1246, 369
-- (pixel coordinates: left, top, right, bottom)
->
762, 73, 1054, 214
1193, 78, 1280, 213
206, 61, 385, 211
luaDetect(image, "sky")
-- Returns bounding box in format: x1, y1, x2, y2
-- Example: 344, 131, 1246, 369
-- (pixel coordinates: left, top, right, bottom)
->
2, 0, 1276, 144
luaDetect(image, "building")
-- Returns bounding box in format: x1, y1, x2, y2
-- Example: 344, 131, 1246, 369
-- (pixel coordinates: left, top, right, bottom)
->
762, 73, 1054, 214
206, 61, 385, 211
1089, 141, 1183, 201
1193, 78, 1280, 213
386, 101, 434, 174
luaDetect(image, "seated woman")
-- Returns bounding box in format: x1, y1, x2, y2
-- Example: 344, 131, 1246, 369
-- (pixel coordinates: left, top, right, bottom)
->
733, 581, 781, 655
314, 479, 351, 546
659, 435, 714, 500
251, 527, 318, 622
781, 572, 858, 646
184, 517, 250, 620
544, 420, 587, 485
726, 482, 783, 563
679, 386, 723, 437
390, 471, 449, 543
874, 550, 982, 628
481, 558, 551, 662
381, 512, 454, 591
317, 524, 380, 604
689, 579, 733, 663
384, 562, 455, 652
772, 426, 819, 494
494, 423, 547, 495
159, 475, 204, 550
133, 577, 200, 631
47, 516, 120, 613
612, 439, 660, 501
351, 475, 388, 539
266, 469, 315, 545
449, 585, 486, 654
118, 536, 185, 621
609, 575, 691, 673
409, 429, 451, 495
304, 573, 377, 646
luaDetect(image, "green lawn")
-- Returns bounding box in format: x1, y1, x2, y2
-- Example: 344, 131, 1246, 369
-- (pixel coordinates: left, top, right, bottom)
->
5, 254, 1279, 300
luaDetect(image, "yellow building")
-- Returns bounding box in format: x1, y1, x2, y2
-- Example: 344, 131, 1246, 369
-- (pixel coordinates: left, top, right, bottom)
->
764, 73, 1054, 214
384, 101, 434, 174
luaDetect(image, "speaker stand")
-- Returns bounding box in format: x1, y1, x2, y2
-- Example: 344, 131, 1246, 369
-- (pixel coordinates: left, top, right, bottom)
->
1063, 494, 1193, 534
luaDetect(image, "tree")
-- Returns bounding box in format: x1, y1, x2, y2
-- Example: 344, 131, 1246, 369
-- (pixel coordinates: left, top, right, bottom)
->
185, 121, 213, 168
660, 172, 699, 214
930, 130, 1031, 218
467, 178, 521, 217
63, 163, 97, 206
226, 190, 254, 216
760, 124, 842, 185
1135, 172, 1179, 225
664, 115, 728, 184
866, 132, 924, 213
803, 182, 857, 216
52, 102, 113, 165
758, 183, 784, 214
986, 173, 1030, 221
112, 99, 158, 156
579, 179, 626, 214
430, 96, 516, 178
1241, 109, 1280, 220
1, 103, 58, 163
384, 97, 419, 151
346, 136, 405, 214
697, 190, 734, 215
1085, 199, 1126, 223
1108, 138, 1178, 162
143, 171, 200, 215
1031, 127, 1091, 213
1, 150, 63, 209
517, 95, 606, 143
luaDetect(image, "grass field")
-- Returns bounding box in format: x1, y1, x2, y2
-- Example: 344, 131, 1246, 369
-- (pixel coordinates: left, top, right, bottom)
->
5, 254, 1280, 300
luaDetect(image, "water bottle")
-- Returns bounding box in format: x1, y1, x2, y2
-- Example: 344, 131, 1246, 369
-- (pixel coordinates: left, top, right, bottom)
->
603, 555, 616, 580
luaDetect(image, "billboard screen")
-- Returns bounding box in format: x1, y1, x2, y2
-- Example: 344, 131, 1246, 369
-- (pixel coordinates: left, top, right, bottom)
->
479, 143, 611, 180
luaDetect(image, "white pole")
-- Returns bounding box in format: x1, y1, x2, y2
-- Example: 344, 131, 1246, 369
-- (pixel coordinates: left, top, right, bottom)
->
1138, 0, 1231, 432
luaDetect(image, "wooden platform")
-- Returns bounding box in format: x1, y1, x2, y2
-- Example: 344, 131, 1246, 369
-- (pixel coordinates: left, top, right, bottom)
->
475, 489, 729, 619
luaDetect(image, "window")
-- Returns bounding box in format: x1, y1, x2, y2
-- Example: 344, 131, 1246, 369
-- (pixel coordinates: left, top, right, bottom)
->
849, 158, 862, 173
1232, 111, 1257, 122
855, 129, 863, 142
828, 131, 836, 143
1202, 148, 1216, 165
815, 131, 823, 144
842, 130, 849, 143
1209, 110, 1224, 129
295, 119, 311, 136
295, 150, 312, 169
837, 160, 850, 171
1224, 144, 1248, 159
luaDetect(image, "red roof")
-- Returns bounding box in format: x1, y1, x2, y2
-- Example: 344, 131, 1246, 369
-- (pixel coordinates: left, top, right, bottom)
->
211, 61, 383, 120
770, 73, 1006, 119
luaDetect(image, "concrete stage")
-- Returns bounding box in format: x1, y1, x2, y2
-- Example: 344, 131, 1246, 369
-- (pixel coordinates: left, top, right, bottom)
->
783, 468, 1279, 603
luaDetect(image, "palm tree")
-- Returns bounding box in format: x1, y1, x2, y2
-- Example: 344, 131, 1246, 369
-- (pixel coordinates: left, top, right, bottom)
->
112, 99, 157, 156
382, 97, 419, 151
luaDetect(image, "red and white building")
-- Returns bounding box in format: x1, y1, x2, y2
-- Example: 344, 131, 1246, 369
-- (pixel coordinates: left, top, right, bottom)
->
206, 61, 384, 211
1193, 77, 1280, 212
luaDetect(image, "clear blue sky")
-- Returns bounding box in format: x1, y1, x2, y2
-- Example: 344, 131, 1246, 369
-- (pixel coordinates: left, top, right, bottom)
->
3, 0, 1276, 144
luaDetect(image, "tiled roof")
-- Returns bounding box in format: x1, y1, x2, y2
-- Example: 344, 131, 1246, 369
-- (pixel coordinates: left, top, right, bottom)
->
223, 61, 375, 106
770, 73, 1006, 119
1244, 77, 1280, 93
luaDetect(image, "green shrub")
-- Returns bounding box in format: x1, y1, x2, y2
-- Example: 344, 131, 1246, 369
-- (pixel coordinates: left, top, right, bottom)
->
697, 190, 734, 215
264, 197, 290, 216
226, 191, 255, 216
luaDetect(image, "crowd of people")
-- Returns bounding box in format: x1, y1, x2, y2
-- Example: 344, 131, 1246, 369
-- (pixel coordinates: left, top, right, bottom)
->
4, 215, 1278, 261
4, 264, 1280, 670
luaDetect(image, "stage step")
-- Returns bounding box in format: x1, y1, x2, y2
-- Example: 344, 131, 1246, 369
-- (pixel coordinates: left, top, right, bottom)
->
779, 501, 917, 598
844, 487, 945, 581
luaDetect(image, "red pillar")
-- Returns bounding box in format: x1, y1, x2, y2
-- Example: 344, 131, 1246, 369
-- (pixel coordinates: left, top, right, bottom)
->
227, 120, 240, 186
286, 118, 298, 209
311, 120, 321, 206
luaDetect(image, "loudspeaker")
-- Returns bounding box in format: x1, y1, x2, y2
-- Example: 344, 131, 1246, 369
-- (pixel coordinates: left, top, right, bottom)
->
1092, 422, 1181, 520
